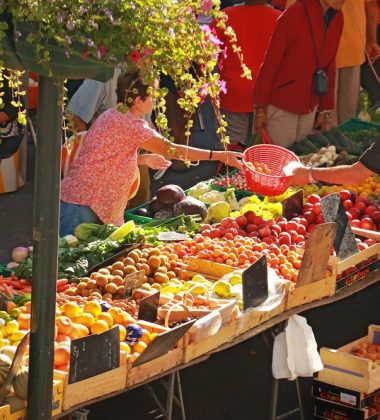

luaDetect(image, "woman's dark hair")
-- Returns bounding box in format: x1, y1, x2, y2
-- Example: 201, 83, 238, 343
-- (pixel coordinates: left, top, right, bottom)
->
116, 71, 150, 105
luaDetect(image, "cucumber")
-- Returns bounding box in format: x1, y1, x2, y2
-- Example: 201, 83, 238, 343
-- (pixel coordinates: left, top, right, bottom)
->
307, 133, 329, 147
330, 129, 351, 148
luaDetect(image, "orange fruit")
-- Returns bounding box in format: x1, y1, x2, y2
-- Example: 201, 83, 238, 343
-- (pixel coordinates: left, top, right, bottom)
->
24, 301, 32, 314
140, 329, 152, 345
131, 352, 140, 362
108, 307, 125, 325
91, 320, 109, 335
54, 345, 70, 367
121, 312, 136, 327
120, 342, 131, 354
55, 363, 69, 373
133, 340, 147, 354
17, 313, 31, 331
112, 324, 126, 341
83, 301, 102, 317
56, 316, 73, 336
97, 312, 114, 327
76, 323, 89, 338
60, 302, 81, 318
56, 334, 71, 343
73, 313, 95, 329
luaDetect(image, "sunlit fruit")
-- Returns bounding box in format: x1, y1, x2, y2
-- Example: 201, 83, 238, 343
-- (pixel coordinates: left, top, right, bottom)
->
54, 344, 70, 367
72, 313, 95, 329
120, 342, 131, 354
83, 301, 102, 318
133, 340, 148, 354
97, 312, 114, 327
56, 316, 73, 336
17, 314, 30, 331
91, 320, 110, 334
60, 302, 81, 318
5, 320, 19, 336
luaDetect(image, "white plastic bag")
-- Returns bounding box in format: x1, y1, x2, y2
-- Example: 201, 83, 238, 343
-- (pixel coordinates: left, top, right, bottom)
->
272, 332, 294, 380
188, 311, 222, 344
285, 315, 323, 378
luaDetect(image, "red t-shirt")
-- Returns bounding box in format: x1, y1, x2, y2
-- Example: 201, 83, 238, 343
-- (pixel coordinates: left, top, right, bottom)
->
211, 5, 281, 113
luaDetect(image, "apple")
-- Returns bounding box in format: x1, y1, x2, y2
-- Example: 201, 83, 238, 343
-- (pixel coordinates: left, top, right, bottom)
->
246, 224, 258, 234
371, 211, 380, 223
276, 216, 287, 223
258, 226, 271, 238
364, 206, 377, 216
360, 218, 375, 230
312, 202, 322, 215
278, 232, 291, 246
271, 224, 282, 235
235, 216, 248, 227
351, 219, 361, 228
307, 194, 321, 204
355, 196, 369, 205
288, 230, 298, 242
298, 217, 309, 228
285, 221, 298, 232
303, 211, 315, 223
355, 202, 367, 214
277, 221, 287, 231
343, 199, 354, 210
339, 189, 352, 201
297, 224, 307, 235
348, 207, 361, 219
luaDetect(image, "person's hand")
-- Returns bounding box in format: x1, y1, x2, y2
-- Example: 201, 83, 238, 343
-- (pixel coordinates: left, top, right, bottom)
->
366, 42, 380, 63
253, 107, 266, 132
314, 111, 329, 131
0, 112, 10, 124
215, 151, 243, 171
288, 165, 311, 186
138, 154, 172, 170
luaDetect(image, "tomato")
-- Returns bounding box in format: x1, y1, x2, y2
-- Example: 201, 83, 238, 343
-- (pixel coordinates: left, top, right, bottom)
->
285, 221, 298, 232
235, 215, 248, 227
343, 199, 353, 210
360, 218, 375, 230
350, 219, 361, 228
355, 202, 367, 214
312, 202, 322, 215
364, 206, 377, 216
303, 211, 315, 223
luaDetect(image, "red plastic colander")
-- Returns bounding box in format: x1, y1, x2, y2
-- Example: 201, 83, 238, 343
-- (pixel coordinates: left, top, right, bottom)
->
242, 144, 300, 196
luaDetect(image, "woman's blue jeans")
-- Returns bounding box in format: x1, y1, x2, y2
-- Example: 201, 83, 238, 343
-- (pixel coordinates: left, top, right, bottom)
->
60, 200, 100, 236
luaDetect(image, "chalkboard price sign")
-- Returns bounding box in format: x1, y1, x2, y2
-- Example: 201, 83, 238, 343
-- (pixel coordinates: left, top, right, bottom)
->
69, 327, 120, 384
242, 255, 268, 310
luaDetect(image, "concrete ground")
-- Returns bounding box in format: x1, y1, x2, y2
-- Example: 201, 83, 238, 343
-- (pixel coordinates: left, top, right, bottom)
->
1, 103, 379, 419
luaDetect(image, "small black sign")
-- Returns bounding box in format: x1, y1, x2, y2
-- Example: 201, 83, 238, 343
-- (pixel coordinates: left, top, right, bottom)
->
242, 255, 268, 310
137, 291, 160, 322
69, 327, 120, 384
133, 319, 197, 367
123, 270, 145, 298
282, 189, 303, 220
321, 193, 358, 259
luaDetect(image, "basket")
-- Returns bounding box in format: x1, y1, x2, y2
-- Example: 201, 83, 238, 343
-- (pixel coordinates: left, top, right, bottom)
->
242, 144, 300, 196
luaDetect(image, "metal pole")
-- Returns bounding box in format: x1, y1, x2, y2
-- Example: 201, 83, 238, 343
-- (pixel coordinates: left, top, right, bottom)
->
27, 76, 63, 418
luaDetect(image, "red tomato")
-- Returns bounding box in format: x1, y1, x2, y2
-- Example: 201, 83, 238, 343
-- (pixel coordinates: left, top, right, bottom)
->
343, 199, 353, 210
307, 194, 321, 204
339, 190, 352, 201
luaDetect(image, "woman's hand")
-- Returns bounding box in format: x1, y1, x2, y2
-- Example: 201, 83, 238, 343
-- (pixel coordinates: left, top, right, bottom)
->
214, 151, 243, 171
253, 107, 266, 132
138, 153, 172, 170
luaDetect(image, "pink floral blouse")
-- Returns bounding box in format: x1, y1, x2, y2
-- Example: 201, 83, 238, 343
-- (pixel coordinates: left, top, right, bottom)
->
61, 107, 161, 226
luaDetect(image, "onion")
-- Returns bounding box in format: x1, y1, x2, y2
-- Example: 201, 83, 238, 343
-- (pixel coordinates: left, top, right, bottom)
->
11, 247, 29, 263
6, 261, 19, 270
27, 246, 33, 254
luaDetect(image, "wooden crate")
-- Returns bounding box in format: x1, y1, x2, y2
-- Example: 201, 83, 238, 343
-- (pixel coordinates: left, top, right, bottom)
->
54, 364, 127, 411
329, 234, 380, 291
183, 318, 240, 363
318, 325, 380, 393
314, 397, 380, 420
238, 296, 286, 334
0, 379, 63, 420
127, 348, 184, 387
285, 276, 336, 310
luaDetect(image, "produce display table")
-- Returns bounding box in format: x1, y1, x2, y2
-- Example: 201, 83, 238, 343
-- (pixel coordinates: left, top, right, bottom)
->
53, 268, 380, 419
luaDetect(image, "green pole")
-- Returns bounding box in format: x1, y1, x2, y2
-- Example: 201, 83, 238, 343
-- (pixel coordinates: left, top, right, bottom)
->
27, 76, 63, 418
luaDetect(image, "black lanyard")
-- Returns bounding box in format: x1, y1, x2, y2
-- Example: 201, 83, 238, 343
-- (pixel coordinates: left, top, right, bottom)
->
301, 0, 327, 71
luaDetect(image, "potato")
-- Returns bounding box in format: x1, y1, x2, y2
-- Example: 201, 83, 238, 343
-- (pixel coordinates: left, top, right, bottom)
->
154, 272, 169, 284
77, 282, 88, 292
102, 293, 113, 300
138, 263, 150, 276
113, 275, 124, 287
86, 279, 97, 289
166, 271, 176, 279
112, 269, 124, 277
117, 286, 125, 295
124, 265, 137, 274
96, 275, 108, 288
123, 257, 135, 267
111, 261, 124, 272
149, 248, 161, 257
105, 283, 118, 295
156, 266, 168, 274
128, 251, 141, 263
148, 256, 161, 269
98, 268, 110, 275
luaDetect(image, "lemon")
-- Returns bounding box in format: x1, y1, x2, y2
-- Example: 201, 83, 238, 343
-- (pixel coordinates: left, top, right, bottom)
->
60, 302, 81, 318
0, 338, 11, 348
213, 280, 231, 298
229, 274, 242, 286
5, 320, 19, 335
108, 220, 135, 241
9, 308, 21, 319
9, 330, 27, 343
83, 301, 102, 317
120, 342, 131, 354
192, 274, 207, 282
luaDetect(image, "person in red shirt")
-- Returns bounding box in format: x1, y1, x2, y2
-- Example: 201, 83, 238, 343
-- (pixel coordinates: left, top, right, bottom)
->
211, 1, 281, 145
252, 0, 344, 148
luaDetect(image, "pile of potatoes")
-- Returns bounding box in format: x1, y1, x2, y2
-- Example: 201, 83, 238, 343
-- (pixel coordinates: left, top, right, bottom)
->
64, 246, 180, 302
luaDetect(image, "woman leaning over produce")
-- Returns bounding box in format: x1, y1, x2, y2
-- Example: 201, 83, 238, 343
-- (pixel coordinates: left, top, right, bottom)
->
60, 71, 243, 236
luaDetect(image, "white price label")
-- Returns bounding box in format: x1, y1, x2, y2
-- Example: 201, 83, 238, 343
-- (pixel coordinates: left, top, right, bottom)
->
340, 392, 356, 406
